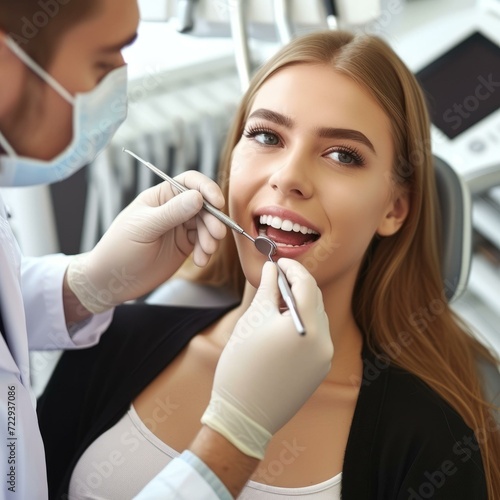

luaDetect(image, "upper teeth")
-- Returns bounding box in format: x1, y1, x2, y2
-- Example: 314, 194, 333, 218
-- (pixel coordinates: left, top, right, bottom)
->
259, 215, 319, 235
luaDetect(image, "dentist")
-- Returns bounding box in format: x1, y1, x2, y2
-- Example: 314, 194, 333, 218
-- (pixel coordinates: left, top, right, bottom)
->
0, 1, 333, 499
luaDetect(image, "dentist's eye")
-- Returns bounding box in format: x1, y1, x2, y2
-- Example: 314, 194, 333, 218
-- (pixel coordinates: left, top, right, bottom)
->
326, 145, 365, 167
243, 126, 281, 146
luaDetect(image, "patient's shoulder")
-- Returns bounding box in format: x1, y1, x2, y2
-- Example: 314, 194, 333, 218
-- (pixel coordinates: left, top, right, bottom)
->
356, 347, 475, 446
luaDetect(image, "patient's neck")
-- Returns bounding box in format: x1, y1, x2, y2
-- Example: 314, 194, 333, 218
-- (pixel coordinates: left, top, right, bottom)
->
215, 279, 363, 387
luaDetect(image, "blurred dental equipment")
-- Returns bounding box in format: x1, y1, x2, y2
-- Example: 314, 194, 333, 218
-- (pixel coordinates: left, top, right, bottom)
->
123, 148, 306, 335
394, 4, 500, 329
394, 6, 500, 195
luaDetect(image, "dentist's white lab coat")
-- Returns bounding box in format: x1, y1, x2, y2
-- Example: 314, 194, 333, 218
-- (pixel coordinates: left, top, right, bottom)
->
0, 196, 223, 500
0, 196, 114, 500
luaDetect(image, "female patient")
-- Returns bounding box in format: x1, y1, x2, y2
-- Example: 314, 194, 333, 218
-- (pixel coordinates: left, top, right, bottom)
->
39, 30, 499, 499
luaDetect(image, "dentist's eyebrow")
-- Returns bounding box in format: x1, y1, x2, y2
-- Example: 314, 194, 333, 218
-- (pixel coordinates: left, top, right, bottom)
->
100, 32, 138, 53
247, 108, 376, 154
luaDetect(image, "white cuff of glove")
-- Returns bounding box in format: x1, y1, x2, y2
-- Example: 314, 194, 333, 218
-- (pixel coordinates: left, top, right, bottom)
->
201, 391, 272, 460
66, 254, 113, 314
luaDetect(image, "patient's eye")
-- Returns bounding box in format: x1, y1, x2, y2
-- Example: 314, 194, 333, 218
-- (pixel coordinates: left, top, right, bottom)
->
243, 126, 281, 146
331, 151, 355, 164
326, 146, 365, 167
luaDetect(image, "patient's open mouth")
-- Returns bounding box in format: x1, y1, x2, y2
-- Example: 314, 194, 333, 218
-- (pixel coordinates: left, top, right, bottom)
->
256, 215, 320, 247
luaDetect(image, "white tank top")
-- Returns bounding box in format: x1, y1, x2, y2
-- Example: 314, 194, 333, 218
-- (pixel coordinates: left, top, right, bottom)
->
69, 405, 342, 499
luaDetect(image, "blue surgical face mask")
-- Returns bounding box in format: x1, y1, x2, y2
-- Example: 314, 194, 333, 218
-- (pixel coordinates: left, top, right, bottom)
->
0, 37, 128, 186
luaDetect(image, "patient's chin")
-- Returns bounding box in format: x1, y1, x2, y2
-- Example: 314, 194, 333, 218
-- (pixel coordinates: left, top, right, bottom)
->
238, 249, 267, 289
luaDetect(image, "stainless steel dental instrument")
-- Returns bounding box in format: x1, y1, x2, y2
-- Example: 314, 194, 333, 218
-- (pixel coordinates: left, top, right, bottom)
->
256, 237, 306, 336
123, 148, 256, 243
122, 148, 306, 335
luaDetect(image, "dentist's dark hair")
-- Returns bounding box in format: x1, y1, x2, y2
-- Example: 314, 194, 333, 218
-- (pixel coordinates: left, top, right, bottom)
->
0, 0, 101, 68
178, 29, 500, 499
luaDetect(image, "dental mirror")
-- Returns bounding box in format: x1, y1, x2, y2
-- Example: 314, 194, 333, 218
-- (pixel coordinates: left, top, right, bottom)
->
255, 235, 278, 260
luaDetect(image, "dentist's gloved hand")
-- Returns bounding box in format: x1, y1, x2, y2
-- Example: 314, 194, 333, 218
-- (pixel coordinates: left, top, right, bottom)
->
66, 170, 226, 314
201, 258, 333, 460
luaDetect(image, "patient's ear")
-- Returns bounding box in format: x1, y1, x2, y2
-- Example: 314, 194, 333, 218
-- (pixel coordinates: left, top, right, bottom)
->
377, 188, 410, 237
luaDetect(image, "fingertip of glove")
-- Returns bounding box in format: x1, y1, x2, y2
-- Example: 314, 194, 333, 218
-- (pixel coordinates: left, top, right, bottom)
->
175, 190, 203, 216
262, 260, 274, 271
261, 260, 277, 279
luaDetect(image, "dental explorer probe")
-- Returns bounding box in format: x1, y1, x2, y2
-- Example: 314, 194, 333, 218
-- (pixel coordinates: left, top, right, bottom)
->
122, 148, 306, 336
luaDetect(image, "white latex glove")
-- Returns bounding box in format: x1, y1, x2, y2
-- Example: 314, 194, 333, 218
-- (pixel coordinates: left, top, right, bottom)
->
66, 170, 227, 313
201, 258, 333, 459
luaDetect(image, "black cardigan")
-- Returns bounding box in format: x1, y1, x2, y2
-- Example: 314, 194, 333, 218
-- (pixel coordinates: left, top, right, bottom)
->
37, 303, 487, 499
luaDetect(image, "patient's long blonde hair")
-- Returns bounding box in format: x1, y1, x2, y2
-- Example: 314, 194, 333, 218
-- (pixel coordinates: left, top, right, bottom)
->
178, 31, 500, 498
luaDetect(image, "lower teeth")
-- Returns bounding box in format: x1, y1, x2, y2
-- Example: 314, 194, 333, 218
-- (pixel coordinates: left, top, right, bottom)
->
275, 242, 309, 248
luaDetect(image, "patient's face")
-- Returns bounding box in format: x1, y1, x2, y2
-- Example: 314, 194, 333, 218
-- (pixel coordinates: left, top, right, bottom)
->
229, 63, 398, 294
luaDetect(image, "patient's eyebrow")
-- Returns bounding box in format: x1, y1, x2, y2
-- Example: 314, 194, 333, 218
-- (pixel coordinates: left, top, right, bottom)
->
316, 127, 376, 154
247, 109, 294, 128
247, 108, 376, 154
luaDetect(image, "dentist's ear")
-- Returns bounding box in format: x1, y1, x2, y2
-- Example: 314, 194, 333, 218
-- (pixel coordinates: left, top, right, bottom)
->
0, 32, 28, 119
376, 189, 410, 237
0, 32, 9, 62
0, 32, 14, 60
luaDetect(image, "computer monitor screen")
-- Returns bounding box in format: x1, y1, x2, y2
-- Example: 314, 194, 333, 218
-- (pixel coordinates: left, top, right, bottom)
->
416, 32, 500, 139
